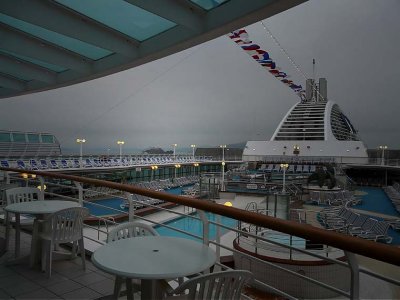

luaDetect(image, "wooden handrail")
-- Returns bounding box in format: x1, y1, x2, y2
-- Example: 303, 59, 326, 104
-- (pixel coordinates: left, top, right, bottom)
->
2, 167, 400, 266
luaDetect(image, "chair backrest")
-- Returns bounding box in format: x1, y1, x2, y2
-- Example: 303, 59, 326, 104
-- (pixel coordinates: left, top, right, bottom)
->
171, 270, 253, 300
107, 221, 158, 243
5, 187, 40, 205
45, 207, 89, 243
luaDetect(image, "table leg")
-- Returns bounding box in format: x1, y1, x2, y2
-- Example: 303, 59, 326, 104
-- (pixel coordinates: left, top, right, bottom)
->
15, 213, 20, 258
29, 219, 40, 267
141, 279, 163, 300
5, 211, 10, 252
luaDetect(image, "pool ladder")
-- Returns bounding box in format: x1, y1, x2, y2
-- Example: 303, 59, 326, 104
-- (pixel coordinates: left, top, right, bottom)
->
97, 216, 115, 240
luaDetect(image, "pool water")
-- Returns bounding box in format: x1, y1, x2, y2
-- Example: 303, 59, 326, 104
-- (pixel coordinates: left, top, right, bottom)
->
354, 187, 400, 217
155, 212, 237, 241
84, 184, 194, 216
262, 232, 306, 248
84, 198, 125, 216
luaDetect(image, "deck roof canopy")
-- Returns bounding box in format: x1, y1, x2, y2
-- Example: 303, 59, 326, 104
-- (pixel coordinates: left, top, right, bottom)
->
0, 0, 305, 99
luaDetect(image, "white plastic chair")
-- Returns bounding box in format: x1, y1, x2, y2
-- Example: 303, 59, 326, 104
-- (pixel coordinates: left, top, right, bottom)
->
107, 221, 159, 299
4, 187, 40, 256
39, 207, 89, 278
165, 270, 253, 300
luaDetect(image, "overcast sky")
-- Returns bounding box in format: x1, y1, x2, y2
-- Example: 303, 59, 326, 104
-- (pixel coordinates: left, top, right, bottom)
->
1, 0, 399, 154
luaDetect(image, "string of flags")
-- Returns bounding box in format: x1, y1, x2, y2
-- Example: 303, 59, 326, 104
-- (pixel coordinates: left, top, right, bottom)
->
228, 29, 306, 100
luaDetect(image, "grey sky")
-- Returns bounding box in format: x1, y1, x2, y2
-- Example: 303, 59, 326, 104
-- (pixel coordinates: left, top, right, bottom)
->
1, 0, 399, 154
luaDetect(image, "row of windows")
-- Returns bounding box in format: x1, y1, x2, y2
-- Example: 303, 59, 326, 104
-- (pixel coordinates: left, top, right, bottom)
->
0, 132, 55, 143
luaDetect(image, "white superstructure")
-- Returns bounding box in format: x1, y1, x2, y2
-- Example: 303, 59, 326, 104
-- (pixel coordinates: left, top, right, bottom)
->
243, 78, 368, 164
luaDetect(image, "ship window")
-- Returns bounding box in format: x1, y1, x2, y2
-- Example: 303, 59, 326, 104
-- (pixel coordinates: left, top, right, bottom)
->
12, 133, 26, 142
27, 134, 40, 143
41, 135, 54, 143
0, 133, 11, 142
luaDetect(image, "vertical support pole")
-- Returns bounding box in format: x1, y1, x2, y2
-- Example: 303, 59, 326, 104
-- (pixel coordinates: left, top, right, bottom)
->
345, 251, 360, 300
5, 171, 10, 184
215, 214, 221, 264
38, 176, 45, 201
198, 210, 209, 246
74, 181, 83, 206
126, 192, 134, 222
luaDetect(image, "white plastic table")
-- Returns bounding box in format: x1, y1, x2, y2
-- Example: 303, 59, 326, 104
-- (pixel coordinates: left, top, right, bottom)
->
92, 236, 217, 300
5, 200, 80, 264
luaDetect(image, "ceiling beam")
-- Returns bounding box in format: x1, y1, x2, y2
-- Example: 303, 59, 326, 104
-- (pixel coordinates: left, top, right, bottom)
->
0, 73, 26, 91
0, 53, 57, 84
0, 24, 92, 74
0, 0, 139, 58
0, 87, 16, 97
125, 0, 205, 32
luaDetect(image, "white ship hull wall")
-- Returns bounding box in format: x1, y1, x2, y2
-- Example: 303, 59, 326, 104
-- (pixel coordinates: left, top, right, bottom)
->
243, 140, 368, 164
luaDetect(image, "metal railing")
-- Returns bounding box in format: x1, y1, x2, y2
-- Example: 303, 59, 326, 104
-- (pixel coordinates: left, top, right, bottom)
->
1, 167, 400, 299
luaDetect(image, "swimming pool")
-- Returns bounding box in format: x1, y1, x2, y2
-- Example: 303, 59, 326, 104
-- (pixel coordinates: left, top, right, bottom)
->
354, 187, 400, 217
84, 198, 125, 216
84, 184, 194, 216
155, 212, 237, 241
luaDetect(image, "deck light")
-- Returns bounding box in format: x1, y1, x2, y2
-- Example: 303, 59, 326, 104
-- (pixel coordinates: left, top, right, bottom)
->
31, 174, 36, 179
172, 144, 178, 161
379, 145, 388, 165
76, 138, 86, 168
37, 184, 47, 191
280, 164, 289, 193
224, 201, 233, 207
21, 173, 28, 179
190, 144, 196, 160
117, 141, 125, 161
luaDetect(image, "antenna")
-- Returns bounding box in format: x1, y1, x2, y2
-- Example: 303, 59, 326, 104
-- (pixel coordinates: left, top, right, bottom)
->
312, 59, 317, 102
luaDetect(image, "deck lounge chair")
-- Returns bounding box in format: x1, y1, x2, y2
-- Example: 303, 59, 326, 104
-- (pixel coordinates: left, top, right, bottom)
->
72, 159, 80, 168
1, 160, 10, 168
50, 160, 59, 169
29, 159, 39, 170
60, 159, 70, 168
84, 159, 93, 168
40, 159, 49, 169
357, 221, 392, 243
17, 160, 27, 169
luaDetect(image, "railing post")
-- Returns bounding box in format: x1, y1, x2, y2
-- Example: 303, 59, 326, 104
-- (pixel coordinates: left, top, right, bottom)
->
126, 192, 134, 222
197, 210, 209, 246
345, 251, 360, 300
38, 176, 45, 201
5, 171, 10, 184
216, 214, 221, 263
74, 181, 83, 206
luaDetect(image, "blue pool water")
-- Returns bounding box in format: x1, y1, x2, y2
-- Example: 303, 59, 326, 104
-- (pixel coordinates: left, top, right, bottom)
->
84, 184, 194, 216
263, 232, 306, 248
352, 187, 400, 245
155, 212, 237, 241
354, 187, 400, 217
84, 198, 125, 216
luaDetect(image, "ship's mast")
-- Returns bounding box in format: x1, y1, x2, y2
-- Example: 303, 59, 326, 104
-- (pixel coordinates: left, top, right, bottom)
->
312, 58, 317, 103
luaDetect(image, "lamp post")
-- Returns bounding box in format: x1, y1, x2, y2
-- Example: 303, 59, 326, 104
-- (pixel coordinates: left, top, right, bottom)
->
379, 145, 387, 165
221, 161, 226, 192
280, 163, 289, 193
76, 138, 86, 168
172, 143, 177, 162
190, 144, 196, 161
151, 165, 158, 181
220, 145, 227, 192
117, 140, 125, 161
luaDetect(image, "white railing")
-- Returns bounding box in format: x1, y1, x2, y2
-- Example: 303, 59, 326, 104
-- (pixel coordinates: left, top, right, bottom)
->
2, 170, 400, 300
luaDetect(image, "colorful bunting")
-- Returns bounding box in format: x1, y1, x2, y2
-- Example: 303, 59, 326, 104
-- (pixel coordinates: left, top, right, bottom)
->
229, 29, 305, 100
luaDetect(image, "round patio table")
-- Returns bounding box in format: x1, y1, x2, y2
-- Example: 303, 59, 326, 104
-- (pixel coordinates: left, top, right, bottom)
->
5, 200, 80, 262
92, 236, 216, 300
